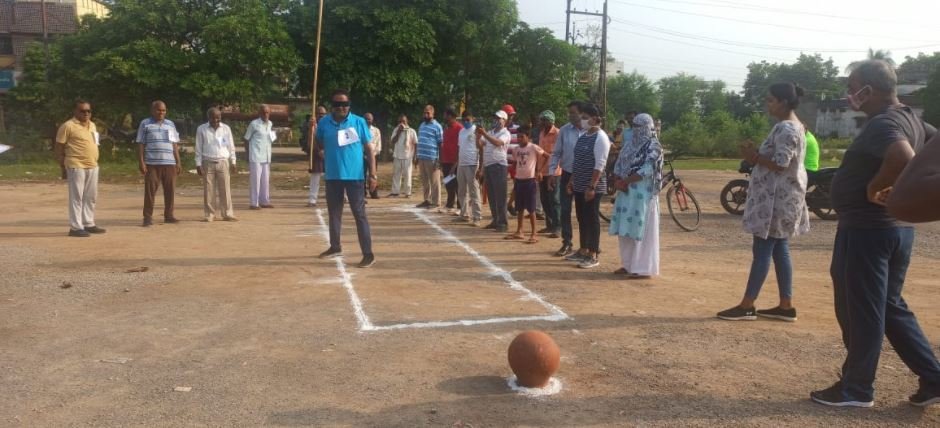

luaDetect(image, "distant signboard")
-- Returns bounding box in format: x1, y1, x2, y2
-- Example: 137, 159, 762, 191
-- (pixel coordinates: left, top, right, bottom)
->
0, 70, 15, 92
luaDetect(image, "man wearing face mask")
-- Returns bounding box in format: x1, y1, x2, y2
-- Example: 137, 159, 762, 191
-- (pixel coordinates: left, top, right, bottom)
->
547, 101, 585, 257
812, 60, 940, 408
477, 110, 512, 232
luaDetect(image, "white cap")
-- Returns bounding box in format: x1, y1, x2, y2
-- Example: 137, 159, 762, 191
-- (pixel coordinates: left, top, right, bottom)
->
494, 110, 508, 120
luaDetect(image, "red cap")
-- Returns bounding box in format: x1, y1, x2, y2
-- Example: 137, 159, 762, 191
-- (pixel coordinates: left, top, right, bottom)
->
501, 104, 516, 115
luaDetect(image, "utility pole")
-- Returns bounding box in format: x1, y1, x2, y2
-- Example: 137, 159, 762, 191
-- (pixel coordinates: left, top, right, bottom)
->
40, 0, 50, 81
566, 1, 609, 114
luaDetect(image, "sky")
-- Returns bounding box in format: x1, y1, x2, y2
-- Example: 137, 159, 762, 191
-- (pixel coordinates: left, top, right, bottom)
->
516, 0, 940, 90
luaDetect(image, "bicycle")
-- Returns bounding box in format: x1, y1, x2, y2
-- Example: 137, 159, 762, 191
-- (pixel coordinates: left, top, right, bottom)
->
600, 151, 701, 232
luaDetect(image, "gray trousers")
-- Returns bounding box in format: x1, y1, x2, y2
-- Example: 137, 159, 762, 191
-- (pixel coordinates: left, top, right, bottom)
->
457, 165, 482, 221
202, 159, 234, 220
418, 159, 441, 206
484, 163, 508, 228
67, 167, 99, 231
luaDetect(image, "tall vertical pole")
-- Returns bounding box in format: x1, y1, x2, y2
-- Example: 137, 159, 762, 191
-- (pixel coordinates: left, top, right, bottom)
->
565, 0, 572, 44
599, 0, 608, 115
40, 0, 50, 81
308, 0, 324, 171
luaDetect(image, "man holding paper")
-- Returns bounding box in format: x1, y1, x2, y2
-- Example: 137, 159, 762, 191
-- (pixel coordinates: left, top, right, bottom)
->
244, 104, 276, 209
56, 100, 106, 237
316, 89, 377, 268
137, 100, 181, 227
195, 107, 238, 222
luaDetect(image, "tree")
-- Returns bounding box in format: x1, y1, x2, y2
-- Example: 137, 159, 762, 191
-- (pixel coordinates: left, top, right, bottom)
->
743, 54, 841, 112
657, 73, 706, 126
897, 52, 940, 84
10, 0, 300, 126
504, 25, 583, 119
606, 71, 659, 120
924, 67, 940, 127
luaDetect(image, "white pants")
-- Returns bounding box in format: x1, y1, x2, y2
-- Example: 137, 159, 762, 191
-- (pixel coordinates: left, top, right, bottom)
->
67, 167, 98, 231
391, 158, 413, 195
308, 173, 322, 204
618, 198, 660, 276
249, 162, 271, 206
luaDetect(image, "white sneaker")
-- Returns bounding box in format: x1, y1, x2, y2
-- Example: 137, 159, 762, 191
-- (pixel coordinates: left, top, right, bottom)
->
578, 257, 600, 269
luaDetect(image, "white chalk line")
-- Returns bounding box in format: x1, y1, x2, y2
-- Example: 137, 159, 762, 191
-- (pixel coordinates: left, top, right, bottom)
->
314, 209, 374, 331
394, 207, 570, 322
308, 206, 568, 332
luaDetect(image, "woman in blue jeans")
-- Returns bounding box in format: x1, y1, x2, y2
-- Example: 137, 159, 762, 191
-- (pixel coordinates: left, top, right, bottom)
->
718, 82, 811, 322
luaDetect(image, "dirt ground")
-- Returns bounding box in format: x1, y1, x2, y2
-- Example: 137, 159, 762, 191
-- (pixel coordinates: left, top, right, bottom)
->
3, 153, 940, 427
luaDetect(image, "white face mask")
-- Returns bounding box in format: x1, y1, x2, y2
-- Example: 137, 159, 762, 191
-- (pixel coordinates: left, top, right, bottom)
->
846, 85, 872, 111
580, 119, 591, 129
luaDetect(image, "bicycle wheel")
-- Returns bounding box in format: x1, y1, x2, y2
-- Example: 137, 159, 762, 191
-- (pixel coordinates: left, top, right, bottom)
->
719, 179, 748, 216
666, 183, 701, 232
599, 192, 615, 224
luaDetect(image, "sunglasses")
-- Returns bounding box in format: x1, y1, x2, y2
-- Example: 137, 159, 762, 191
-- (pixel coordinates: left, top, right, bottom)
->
331, 101, 350, 108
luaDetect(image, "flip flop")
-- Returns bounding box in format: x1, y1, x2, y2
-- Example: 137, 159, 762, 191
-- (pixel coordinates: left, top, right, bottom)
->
526, 237, 539, 244
504, 234, 524, 240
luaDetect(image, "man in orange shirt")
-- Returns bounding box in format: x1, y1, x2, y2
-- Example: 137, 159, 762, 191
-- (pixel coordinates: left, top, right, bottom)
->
536, 110, 561, 238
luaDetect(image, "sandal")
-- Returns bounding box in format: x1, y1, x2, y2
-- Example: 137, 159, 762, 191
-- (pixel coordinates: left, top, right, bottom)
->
614, 268, 630, 275
504, 234, 524, 240
526, 237, 539, 244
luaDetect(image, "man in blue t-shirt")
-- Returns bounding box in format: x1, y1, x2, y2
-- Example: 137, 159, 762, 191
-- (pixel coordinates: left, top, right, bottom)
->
314, 89, 377, 268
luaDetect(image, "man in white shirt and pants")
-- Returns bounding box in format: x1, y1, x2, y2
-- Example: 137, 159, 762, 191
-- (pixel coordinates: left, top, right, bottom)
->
456, 110, 483, 226
196, 107, 238, 222
389, 114, 417, 197
244, 104, 276, 209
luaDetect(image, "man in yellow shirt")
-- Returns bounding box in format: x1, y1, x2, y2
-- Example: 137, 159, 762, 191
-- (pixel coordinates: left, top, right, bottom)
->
55, 100, 106, 237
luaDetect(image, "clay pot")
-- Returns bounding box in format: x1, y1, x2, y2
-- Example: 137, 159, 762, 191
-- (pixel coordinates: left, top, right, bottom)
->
507, 330, 560, 388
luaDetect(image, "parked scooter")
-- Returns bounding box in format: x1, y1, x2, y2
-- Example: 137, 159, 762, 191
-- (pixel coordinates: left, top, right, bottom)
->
720, 161, 838, 220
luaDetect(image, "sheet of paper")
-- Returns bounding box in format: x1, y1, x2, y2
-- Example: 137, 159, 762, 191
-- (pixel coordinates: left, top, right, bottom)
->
443, 174, 457, 185
0, 144, 11, 155
168, 129, 180, 143
93, 131, 100, 146
338, 127, 360, 147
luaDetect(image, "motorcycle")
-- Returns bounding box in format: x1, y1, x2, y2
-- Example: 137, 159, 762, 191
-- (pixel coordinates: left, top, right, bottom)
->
720, 161, 838, 221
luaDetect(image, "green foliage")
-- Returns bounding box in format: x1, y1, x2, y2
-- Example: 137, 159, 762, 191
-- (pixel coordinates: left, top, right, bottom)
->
9, 0, 300, 130
743, 54, 841, 111
606, 72, 659, 120
657, 73, 706, 126
660, 111, 770, 158
897, 52, 940, 84
924, 66, 940, 127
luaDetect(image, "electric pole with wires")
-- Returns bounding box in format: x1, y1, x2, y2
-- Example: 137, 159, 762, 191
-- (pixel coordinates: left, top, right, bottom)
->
566, 1, 609, 115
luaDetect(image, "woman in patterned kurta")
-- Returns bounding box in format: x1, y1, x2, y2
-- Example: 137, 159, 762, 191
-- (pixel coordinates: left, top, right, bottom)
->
609, 114, 663, 278
718, 83, 810, 322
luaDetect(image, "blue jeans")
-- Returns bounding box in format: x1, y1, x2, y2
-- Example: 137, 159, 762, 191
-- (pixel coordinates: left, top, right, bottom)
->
559, 171, 574, 246
831, 227, 940, 400
325, 180, 373, 256
743, 236, 793, 301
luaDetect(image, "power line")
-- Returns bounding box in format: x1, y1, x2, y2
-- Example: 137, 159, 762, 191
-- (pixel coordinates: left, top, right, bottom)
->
610, 51, 746, 72
609, 27, 793, 62
652, 0, 936, 30
610, 0, 940, 44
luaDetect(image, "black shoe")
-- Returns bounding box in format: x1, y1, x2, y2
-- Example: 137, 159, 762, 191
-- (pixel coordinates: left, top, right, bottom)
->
483, 223, 496, 230
68, 229, 90, 237
370, 193, 380, 200
537, 228, 552, 234
910, 386, 940, 407
717, 306, 757, 321
811, 382, 873, 408
142, 219, 153, 227
318, 248, 343, 259
165, 218, 180, 224
358, 254, 376, 268
388, 193, 400, 198
85, 226, 107, 234
416, 201, 431, 208
554, 244, 573, 257
495, 226, 508, 233
756, 306, 797, 322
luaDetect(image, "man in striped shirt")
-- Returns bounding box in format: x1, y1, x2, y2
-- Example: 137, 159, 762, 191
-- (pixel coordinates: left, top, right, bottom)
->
137, 100, 181, 227
416, 104, 443, 209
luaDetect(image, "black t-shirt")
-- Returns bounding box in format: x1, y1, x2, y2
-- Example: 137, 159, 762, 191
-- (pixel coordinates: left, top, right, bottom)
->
831, 105, 937, 229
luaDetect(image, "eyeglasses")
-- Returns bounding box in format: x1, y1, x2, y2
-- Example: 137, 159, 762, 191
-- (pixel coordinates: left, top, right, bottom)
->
331, 101, 350, 108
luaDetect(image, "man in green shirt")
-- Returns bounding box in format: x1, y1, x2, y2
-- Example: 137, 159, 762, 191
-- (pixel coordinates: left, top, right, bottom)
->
804, 130, 820, 172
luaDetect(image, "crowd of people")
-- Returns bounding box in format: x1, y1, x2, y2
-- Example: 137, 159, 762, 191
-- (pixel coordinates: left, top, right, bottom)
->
52, 59, 940, 408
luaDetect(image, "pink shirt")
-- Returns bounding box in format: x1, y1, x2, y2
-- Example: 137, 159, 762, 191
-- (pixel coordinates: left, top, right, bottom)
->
513, 143, 546, 180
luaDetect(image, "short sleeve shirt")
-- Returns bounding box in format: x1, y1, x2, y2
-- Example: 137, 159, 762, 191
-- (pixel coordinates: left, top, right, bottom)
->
441, 121, 462, 164
417, 120, 444, 161
458, 125, 479, 167
482, 128, 511, 166
244, 118, 275, 164
136, 118, 179, 166
831, 106, 936, 229
56, 118, 99, 169
513, 144, 545, 180
316, 113, 373, 181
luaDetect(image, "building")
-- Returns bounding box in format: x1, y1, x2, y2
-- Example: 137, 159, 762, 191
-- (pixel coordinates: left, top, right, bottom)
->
606, 59, 624, 76
0, 0, 108, 92
815, 84, 927, 140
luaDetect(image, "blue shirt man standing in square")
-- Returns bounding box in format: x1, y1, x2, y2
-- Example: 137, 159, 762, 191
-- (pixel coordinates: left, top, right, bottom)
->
315, 89, 377, 268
